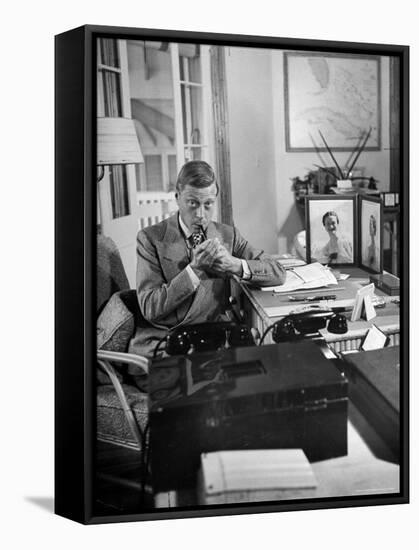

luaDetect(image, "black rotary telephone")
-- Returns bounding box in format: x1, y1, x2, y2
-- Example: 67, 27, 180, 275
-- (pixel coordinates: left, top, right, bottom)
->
164, 322, 254, 356
272, 309, 334, 341
270, 307, 347, 343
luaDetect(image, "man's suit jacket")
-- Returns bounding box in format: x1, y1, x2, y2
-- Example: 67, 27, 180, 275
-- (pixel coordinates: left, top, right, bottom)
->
129, 213, 285, 357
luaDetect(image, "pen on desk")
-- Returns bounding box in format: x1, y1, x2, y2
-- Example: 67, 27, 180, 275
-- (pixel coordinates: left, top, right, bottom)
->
270, 287, 345, 298
288, 294, 337, 302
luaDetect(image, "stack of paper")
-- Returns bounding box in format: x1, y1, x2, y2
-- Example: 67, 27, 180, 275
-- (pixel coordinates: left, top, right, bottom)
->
198, 449, 317, 505
262, 262, 338, 293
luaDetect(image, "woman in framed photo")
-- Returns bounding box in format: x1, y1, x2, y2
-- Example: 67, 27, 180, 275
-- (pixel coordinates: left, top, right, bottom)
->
306, 196, 356, 265
363, 214, 379, 271
312, 210, 353, 264
359, 195, 383, 273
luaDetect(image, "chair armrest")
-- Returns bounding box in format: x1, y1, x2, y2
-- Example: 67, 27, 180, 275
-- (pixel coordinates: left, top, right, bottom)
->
97, 349, 149, 375
97, 350, 150, 449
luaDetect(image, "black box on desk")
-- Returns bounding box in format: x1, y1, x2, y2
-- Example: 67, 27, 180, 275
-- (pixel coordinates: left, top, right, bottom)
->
370, 273, 400, 295
149, 342, 348, 492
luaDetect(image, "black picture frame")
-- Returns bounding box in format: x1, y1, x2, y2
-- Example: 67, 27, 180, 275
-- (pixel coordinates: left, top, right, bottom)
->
305, 194, 357, 266
55, 24, 409, 525
381, 191, 400, 207
358, 195, 384, 273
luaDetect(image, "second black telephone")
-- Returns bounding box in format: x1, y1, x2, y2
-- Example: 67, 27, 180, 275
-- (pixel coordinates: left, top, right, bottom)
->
165, 321, 254, 356
272, 307, 335, 343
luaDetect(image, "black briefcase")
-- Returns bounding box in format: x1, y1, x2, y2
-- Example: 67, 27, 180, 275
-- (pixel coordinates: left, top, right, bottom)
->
149, 342, 348, 492
341, 346, 400, 461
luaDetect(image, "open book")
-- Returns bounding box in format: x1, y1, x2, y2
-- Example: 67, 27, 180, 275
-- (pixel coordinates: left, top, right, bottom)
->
262, 262, 338, 293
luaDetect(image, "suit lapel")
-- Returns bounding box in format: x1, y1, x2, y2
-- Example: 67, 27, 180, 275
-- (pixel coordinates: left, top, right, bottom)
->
158, 214, 189, 280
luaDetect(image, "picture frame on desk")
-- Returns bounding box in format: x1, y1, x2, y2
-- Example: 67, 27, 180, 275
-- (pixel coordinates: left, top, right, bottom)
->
55, 24, 409, 526
381, 192, 400, 207
359, 195, 384, 274
305, 194, 357, 266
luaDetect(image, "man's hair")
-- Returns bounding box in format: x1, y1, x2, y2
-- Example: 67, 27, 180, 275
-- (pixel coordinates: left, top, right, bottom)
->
322, 210, 340, 226
175, 161, 219, 194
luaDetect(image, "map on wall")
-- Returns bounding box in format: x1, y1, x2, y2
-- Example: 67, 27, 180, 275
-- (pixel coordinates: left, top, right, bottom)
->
284, 53, 381, 151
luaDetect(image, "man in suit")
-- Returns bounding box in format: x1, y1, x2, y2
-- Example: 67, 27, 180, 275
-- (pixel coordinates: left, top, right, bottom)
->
129, 160, 285, 357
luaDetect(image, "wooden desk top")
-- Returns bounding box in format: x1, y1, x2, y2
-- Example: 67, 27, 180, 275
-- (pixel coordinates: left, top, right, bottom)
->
239, 267, 400, 340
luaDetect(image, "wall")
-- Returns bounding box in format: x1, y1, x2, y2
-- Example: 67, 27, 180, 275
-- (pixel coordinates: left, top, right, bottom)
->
272, 51, 391, 254
226, 49, 390, 256
226, 47, 279, 254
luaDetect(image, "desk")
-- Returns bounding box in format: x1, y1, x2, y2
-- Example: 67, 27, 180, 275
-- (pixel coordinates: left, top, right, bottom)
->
234, 267, 400, 352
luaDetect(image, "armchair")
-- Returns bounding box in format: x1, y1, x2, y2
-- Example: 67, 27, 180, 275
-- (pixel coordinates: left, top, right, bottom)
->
96, 234, 151, 511
97, 342, 149, 451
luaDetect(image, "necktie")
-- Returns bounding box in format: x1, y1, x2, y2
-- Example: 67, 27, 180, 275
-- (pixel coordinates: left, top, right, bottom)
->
190, 232, 204, 248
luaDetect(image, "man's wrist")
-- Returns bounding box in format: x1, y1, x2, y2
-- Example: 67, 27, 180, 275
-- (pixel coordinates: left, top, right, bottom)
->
240, 259, 251, 280
232, 257, 243, 277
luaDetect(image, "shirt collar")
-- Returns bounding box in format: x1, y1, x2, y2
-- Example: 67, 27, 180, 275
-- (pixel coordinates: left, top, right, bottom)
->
178, 213, 192, 240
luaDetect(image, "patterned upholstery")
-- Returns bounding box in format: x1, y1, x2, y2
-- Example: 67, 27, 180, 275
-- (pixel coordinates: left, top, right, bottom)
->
96, 290, 135, 384
96, 233, 149, 449
97, 233, 130, 314
97, 384, 148, 449
97, 292, 135, 352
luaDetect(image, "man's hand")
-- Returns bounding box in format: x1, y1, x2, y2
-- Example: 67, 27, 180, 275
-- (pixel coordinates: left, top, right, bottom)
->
190, 238, 242, 277
211, 242, 243, 276
190, 238, 221, 274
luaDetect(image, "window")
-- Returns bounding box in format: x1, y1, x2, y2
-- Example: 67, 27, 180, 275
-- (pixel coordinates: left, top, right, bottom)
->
172, 43, 212, 168
179, 46, 205, 162
128, 41, 213, 194
97, 38, 131, 218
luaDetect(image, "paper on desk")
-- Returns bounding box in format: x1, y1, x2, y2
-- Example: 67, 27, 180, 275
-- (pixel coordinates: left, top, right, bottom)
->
201, 449, 317, 494
262, 262, 338, 293
361, 324, 387, 351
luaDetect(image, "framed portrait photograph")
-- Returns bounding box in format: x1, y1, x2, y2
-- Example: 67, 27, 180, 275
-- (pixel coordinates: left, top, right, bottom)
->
359, 195, 383, 273
55, 25, 409, 525
305, 195, 357, 265
284, 52, 381, 151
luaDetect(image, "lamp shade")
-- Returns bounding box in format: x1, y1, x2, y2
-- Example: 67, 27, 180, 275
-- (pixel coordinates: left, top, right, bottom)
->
97, 117, 144, 166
